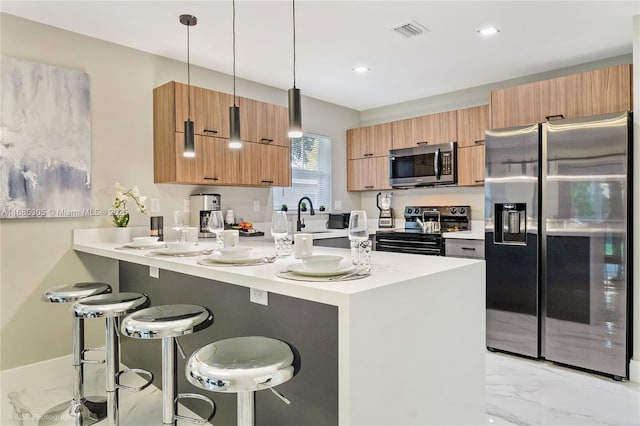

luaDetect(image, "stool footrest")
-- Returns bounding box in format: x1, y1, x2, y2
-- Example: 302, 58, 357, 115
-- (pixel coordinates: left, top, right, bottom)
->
174, 393, 216, 425
81, 347, 106, 364
115, 368, 154, 392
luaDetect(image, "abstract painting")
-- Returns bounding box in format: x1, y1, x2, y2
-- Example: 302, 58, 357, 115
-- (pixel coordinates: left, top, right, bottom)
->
1, 55, 91, 218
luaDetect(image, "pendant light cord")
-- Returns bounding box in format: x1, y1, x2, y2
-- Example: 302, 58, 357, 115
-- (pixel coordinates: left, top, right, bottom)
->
233, 0, 237, 106
187, 23, 191, 120
292, 0, 296, 88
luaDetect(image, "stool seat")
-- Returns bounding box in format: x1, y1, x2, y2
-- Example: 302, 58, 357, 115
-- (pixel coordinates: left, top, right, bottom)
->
187, 336, 294, 393
43, 282, 111, 303
121, 304, 213, 339
73, 292, 149, 318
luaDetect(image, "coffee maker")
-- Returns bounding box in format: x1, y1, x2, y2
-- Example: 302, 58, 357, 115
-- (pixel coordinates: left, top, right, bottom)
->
376, 192, 394, 228
190, 194, 221, 238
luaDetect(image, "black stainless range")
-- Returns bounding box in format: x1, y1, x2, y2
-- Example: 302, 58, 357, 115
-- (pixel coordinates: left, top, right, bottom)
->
375, 206, 470, 256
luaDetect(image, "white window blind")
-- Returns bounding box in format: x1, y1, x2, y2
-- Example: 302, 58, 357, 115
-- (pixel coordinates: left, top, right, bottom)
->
273, 133, 332, 211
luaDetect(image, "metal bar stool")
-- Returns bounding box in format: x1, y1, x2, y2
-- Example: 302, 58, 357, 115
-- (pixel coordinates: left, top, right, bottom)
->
41, 282, 112, 426
72, 292, 153, 426
121, 304, 215, 426
186, 336, 296, 426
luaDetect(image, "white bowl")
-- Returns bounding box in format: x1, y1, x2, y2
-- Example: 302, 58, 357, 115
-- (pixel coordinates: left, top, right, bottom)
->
132, 236, 159, 245
302, 255, 343, 272
165, 242, 197, 252
219, 247, 253, 260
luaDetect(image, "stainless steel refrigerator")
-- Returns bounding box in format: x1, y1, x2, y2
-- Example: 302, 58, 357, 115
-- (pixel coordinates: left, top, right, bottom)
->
485, 112, 632, 379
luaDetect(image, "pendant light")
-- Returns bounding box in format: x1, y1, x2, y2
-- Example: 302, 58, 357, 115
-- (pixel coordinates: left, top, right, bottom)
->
180, 14, 197, 158
288, 0, 302, 138
228, 0, 242, 149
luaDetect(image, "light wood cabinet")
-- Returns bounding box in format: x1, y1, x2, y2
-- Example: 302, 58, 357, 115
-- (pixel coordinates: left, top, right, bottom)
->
153, 81, 290, 186
491, 64, 632, 129
346, 123, 393, 159
457, 145, 485, 186
456, 105, 489, 186
239, 97, 289, 147
239, 142, 291, 186
392, 110, 457, 149
347, 157, 391, 191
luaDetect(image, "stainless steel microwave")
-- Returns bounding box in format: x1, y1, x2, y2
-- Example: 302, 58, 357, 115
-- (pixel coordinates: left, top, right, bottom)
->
388, 142, 457, 187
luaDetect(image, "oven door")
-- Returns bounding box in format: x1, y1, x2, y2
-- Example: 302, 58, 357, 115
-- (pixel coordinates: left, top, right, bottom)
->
375, 232, 444, 256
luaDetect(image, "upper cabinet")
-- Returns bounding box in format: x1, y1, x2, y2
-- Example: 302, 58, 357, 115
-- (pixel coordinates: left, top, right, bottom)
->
239, 97, 289, 147
346, 123, 393, 159
392, 111, 457, 149
153, 81, 291, 186
456, 105, 489, 186
491, 64, 632, 129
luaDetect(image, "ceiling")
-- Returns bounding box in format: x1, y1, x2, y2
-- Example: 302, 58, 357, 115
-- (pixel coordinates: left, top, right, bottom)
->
1, 1, 638, 111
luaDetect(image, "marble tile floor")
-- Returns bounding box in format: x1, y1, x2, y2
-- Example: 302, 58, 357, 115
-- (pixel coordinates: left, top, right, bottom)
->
1, 351, 638, 426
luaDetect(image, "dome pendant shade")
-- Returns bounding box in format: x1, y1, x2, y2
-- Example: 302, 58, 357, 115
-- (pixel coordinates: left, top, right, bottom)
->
288, 87, 302, 138
229, 105, 242, 149
184, 120, 195, 157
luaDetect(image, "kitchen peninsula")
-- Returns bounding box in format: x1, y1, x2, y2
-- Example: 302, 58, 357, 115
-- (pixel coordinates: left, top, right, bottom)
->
73, 229, 486, 426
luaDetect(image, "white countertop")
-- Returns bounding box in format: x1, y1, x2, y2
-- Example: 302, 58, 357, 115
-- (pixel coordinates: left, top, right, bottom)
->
73, 228, 483, 306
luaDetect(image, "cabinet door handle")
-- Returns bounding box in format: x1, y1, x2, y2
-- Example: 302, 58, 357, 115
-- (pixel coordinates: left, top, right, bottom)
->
204, 129, 219, 134
416, 141, 429, 146
260, 180, 274, 184
364, 185, 374, 189
363, 153, 374, 157
260, 138, 274, 144
474, 139, 485, 145
545, 114, 564, 121
461, 247, 476, 251
474, 179, 485, 183
204, 177, 219, 181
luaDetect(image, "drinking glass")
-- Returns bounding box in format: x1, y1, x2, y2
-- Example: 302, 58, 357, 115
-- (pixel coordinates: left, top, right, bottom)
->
173, 211, 185, 242
348, 211, 368, 269
208, 211, 225, 250
271, 211, 290, 257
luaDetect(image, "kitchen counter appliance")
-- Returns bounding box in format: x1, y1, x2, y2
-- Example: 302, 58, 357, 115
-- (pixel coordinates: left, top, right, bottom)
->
190, 193, 221, 238
376, 192, 394, 228
485, 112, 632, 379
376, 205, 470, 255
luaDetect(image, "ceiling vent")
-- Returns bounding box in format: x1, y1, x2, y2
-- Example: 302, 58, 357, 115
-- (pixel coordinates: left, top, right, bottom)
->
392, 20, 430, 38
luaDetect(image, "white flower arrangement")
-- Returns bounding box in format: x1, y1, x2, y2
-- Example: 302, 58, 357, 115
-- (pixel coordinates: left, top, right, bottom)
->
112, 183, 147, 227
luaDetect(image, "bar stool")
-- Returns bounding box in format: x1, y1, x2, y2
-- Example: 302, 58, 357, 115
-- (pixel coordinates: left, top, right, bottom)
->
121, 304, 215, 426
186, 336, 296, 426
73, 292, 153, 426
41, 282, 112, 426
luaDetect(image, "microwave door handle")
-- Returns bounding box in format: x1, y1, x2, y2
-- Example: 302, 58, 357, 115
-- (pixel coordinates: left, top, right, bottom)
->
434, 148, 441, 180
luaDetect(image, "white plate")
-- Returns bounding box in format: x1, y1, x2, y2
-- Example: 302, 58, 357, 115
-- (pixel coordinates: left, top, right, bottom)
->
204, 254, 266, 264
287, 263, 355, 277
151, 248, 207, 256
124, 242, 166, 249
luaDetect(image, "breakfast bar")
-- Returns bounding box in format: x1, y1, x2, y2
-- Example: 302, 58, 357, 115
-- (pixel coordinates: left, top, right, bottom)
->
73, 229, 486, 426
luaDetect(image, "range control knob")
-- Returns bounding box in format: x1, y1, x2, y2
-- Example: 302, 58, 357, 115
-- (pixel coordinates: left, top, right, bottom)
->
450, 207, 457, 215
459, 207, 466, 215
406, 208, 413, 214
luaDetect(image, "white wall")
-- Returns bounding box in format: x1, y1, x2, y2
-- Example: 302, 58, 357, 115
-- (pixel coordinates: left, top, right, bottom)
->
0, 12, 359, 370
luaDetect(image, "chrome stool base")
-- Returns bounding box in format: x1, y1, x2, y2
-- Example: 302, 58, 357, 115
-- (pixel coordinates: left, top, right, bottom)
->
37, 397, 107, 426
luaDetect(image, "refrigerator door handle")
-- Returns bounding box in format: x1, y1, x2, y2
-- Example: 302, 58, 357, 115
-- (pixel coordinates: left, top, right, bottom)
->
434, 148, 441, 180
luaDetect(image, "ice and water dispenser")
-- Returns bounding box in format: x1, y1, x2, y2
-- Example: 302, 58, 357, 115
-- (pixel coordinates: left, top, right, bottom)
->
494, 203, 527, 245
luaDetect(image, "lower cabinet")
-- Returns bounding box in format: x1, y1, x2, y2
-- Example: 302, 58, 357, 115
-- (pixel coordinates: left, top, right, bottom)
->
445, 238, 485, 259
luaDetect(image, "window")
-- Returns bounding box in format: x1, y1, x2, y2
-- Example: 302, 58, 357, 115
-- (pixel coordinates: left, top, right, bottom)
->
273, 133, 331, 211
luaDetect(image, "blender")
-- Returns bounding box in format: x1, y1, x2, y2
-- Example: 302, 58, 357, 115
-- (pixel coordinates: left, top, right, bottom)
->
376, 192, 394, 228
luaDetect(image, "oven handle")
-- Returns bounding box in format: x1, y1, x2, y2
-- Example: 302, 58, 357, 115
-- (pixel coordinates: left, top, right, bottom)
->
434, 148, 441, 180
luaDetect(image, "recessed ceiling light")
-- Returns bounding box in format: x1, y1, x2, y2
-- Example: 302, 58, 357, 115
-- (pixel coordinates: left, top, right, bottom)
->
478, 26, 500, 36
353, 66, 370, 73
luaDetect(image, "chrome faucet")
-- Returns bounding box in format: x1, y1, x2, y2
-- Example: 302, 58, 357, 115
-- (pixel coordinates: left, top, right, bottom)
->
296, 197, 315, 231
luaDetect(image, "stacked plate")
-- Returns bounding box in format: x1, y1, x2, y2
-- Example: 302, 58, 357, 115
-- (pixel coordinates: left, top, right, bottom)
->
286, 255, 354, 278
